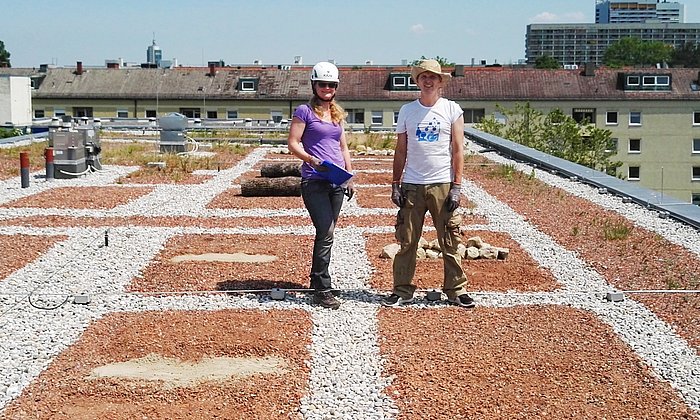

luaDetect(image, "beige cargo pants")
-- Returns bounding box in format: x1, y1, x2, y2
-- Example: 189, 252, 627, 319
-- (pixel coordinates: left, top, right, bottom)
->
392, 182, 468, 300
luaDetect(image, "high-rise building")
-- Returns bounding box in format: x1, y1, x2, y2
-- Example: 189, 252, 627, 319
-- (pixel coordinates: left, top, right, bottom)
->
595, 0, 685, 23
146, 36, 162, 68
526, 22, 700, 66
527, 1, 696, 66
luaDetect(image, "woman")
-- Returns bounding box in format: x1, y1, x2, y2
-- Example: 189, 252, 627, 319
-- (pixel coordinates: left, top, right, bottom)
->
287, 61, 354, 309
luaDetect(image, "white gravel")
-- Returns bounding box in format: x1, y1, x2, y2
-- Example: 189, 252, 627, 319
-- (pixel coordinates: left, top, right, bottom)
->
0, 143, 699, 417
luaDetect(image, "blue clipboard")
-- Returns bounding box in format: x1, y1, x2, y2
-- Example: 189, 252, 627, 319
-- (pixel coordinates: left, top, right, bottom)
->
314, 160, 354, 186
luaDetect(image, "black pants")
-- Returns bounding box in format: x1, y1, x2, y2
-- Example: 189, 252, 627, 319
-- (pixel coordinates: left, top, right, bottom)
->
301, 179, 344, 291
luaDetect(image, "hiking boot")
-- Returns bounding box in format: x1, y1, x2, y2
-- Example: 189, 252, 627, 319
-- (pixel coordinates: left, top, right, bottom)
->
381, 293, 414, 307
448, 294, 475, 308
312, 290, 341, 309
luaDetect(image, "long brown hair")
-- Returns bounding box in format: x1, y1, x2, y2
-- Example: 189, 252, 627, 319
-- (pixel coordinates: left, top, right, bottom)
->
310, 96, 347, 125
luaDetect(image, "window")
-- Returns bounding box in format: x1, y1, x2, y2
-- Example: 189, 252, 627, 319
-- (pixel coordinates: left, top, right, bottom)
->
693, 167, 700, 181
53, 109, 65, 117
628, 166, 640, 180
643, 75, 669, 86
388, 73, 418, 91
693, 193, 700, 206
393, 111, 400, 125
179, 108, 201, 118
623, 73, 671, 91
606, 111, 618, 125
346, 109, 364, 124
116, 109, 128, 118
238, 78, 258, 92
392, 75, 407, 87
629, 138, 641, 153
145, 110, 156, 118
371, 111, 383, 125
73, 107, 93, 118
463, 108, 485, 124
694, 111, 700, 125
627, 75, 640, 86
34, 110, 45, 118
694, 139, 700, 153
207, 111, 217, 119
606, 138, 619, 153
494, 112, 506, 125
572, 108, 596, 124
271, 111, 283, 123
227, 110, 238, 119
629, 111, 641, 125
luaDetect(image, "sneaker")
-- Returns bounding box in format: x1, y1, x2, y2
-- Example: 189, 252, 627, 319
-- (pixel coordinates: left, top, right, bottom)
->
312, 290, 341, 310
448, 294, 476, 308
381, 293, 414, 307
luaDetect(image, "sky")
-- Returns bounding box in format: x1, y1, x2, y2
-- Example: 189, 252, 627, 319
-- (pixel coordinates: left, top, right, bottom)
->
2, 0, 700, 68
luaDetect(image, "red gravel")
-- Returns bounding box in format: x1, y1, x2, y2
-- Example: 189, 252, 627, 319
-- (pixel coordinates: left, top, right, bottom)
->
2, 310, 311, 419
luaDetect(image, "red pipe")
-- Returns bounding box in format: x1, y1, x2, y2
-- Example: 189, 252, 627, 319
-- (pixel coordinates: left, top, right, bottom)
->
45, 147, 54, 180
20, 151, 29, 168
20, 151, 29, 188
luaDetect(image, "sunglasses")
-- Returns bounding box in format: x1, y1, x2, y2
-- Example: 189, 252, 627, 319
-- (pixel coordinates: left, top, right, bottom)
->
316, 81, 338, 89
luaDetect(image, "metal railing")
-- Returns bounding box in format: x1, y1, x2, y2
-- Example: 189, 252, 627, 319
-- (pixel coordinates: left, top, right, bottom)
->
465, 127, 700, 231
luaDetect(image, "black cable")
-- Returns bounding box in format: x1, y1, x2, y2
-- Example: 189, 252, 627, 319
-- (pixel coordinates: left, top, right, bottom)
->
27, 293, 70, 310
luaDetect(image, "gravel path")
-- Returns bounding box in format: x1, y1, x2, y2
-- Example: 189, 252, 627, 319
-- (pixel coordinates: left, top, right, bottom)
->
0, 143, 699, 418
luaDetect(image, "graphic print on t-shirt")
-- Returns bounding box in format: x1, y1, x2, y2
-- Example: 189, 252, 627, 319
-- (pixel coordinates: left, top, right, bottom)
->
415, 118, 440, 142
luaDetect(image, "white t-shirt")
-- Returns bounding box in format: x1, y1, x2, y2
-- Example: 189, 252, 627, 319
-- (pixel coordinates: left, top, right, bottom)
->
395, 97, 463, 184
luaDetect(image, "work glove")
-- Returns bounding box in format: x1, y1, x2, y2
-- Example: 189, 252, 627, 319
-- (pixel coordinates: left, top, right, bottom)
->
446, 183, 461, 212
344, 186, 355, 200
391, 183, 405, 207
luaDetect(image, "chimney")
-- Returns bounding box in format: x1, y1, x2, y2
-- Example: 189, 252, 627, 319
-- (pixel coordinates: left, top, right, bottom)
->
76, 61, 83, 75
454, 65, 465, 77
208, 63, 216, 76
584, 62, 595, 77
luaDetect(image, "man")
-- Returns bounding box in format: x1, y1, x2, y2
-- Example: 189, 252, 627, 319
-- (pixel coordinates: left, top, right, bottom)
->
382, 59, 475, 308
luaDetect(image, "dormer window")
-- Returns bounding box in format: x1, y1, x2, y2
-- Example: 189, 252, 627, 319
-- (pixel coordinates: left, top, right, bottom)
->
238, 78, 258, 92
622, 73, 671, 91
388, 73, 419, 91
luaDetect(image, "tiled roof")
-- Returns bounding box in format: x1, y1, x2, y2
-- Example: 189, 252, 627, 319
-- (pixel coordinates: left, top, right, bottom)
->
7, 65, 700, 101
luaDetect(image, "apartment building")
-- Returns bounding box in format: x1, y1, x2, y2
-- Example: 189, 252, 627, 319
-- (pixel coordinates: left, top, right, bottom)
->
526, 22, 700, 66
4, 64, 700, 204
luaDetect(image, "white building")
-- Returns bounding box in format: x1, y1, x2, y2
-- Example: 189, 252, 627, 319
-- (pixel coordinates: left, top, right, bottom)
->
0, 76, 32, 126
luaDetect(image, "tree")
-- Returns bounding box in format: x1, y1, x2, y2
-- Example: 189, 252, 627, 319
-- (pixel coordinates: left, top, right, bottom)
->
670, 42, 700, 68
603, 37, 673, 68
411, 56, 455, 66
475, 103, 620, 173
0, 40, 10, 68
534, 55, 561, 69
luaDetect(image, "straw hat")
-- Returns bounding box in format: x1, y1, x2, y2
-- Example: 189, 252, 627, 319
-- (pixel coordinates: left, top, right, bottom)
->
410, 59, 452, 84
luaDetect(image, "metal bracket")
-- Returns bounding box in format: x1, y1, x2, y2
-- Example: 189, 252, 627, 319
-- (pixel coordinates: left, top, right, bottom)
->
605, 292, 624, 302
73, 294, 91, 305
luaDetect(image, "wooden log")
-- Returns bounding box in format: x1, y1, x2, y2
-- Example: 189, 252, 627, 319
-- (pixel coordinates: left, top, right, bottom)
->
240, 176, 301, 197
260, 162, 301, 178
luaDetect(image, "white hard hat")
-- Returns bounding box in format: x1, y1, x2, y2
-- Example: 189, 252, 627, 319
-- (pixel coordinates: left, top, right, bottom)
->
310, 62, 339, 83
